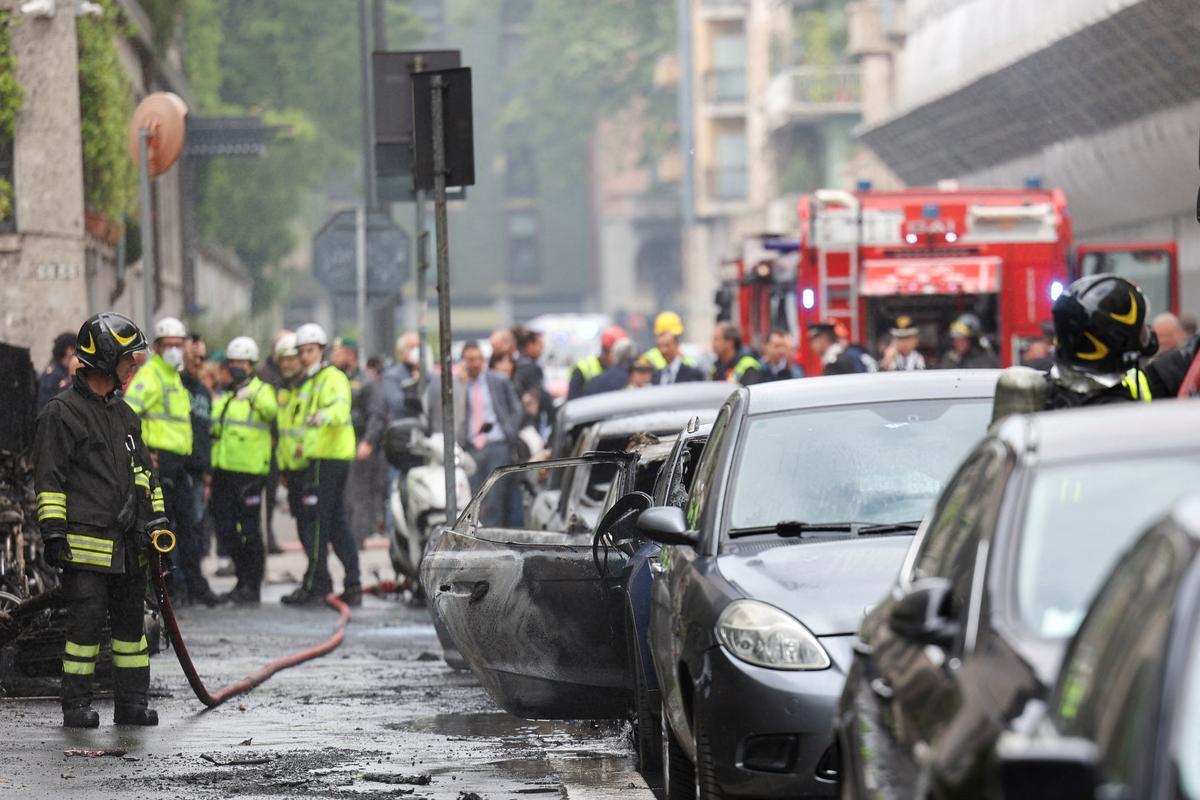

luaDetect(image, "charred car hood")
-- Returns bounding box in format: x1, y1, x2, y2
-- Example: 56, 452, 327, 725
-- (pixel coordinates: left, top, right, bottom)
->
717, 536, 912, 636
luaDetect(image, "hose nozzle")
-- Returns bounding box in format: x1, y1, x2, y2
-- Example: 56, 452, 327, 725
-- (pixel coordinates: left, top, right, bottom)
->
150, 529, 176, 554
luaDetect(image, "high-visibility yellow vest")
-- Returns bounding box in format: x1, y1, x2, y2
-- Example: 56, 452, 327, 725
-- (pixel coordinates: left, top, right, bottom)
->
300, 365, 355, 461
574, 355, 604, 384
1123, 369, 1152, 402
715, 354, 761, 383
275, 383, 308, 472
124, 354, 192, 456
642, 347, 697, 370
211, 376, 278, 475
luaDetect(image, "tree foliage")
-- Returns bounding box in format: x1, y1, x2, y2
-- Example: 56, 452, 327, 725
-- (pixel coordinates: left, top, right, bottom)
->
77, 0, 136, 222
493, 0, 675, 174
0, 11, 23, 221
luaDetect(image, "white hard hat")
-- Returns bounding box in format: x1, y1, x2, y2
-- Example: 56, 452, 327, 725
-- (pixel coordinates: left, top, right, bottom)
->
154, 317, 187, 340
274, 333, 299, 359
225, 336, 260, 362
295, 323, 328, 348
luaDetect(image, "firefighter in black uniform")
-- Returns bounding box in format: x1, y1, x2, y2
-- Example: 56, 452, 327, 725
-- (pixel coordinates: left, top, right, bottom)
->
34, 312, 166, 728
993, 275, 1155, 421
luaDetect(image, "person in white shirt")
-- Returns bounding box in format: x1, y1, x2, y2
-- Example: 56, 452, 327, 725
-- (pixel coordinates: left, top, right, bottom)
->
881, 316, 926, 371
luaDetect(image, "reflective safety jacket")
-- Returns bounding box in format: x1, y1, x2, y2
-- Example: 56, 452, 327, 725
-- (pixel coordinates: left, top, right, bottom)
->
211, 376, 278, 476
1044, 368, 1154, 409
574, 355, 603, 383
713, 353, 762, 384
275, 382, 308, 472
641, 347, 697, 370
34, 376, 163, 574
299, 365, 355, 461
124, 354, 193, 456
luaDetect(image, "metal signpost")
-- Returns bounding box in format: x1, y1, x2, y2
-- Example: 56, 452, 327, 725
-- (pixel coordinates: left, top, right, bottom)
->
412, 66, 474, 522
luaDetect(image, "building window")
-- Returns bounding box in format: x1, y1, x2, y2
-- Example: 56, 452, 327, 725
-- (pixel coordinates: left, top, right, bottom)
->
705, 28, 746, 103
505, 146, 537, 199
709, 128, 747, 201
507, 210, 540, 285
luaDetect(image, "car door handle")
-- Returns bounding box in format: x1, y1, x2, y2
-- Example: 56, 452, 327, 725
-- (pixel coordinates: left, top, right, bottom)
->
870, 677, 894, 700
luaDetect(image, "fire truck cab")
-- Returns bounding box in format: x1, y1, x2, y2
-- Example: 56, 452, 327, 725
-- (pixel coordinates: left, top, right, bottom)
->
721, 185, 1179, 374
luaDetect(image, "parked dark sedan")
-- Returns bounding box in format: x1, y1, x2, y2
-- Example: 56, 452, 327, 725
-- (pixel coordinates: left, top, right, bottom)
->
640, 371, 1000, 799
996, 494, 1200, 800
835, 401, 1200, 800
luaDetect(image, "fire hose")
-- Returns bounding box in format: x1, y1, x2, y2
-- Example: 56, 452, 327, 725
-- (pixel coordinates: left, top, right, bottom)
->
146, 529, 351, 709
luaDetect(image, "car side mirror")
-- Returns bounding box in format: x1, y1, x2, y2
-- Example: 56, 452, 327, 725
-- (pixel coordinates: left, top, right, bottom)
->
889, 578, 959, 647
636, 506, 699, 547
995, 731, 1098, 800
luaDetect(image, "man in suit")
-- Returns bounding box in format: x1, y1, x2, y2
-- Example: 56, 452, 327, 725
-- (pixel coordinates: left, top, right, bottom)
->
454, 340, 523, 526
651, 323, 705, 385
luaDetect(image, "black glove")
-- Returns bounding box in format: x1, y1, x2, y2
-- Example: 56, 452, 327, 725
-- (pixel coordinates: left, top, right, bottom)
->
44, 537, 72, 568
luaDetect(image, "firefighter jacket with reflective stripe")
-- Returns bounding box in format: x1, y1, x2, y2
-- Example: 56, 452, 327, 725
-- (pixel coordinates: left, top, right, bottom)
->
574, 356, 604, 383
275, 382, 308, 472
1044, 368, 1154, 409
300, 365, 355, 461
34, 376, 162, 574
713, 353, 762, 384
211, 377, 278, 475
641, 348, 697, 370
124, 354, 193, 456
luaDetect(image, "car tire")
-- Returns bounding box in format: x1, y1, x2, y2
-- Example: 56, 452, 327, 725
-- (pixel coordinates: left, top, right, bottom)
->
629, 619, 662, 777
662, 699, 695, 800
694, 714, 726, 800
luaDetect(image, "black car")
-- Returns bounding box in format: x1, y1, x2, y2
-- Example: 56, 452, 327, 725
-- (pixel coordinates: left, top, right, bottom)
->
996, 495, 1200, 800
835, 401, 1200, 800
639, 371, 999, 799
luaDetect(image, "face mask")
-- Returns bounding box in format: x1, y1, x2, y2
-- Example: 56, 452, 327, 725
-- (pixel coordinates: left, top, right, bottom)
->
162, 346, 184, 369
228, 366, 249, 386
305, 361, 322, 378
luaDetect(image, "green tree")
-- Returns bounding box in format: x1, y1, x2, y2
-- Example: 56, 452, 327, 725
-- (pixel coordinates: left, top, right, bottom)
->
0, 11, 23, 222
77, 0, 136, 222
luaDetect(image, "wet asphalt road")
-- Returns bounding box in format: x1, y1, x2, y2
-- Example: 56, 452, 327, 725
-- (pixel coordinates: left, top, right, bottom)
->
0, 522, 654, 800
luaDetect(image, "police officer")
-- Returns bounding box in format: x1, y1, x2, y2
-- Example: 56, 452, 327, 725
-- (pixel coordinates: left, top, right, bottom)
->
35, 312, 164, 728
210, 337, 278, 604
281, 323, 361, 607
568, 325, 627, 399
124, 318, 219, 607
1042, 275, 1155, 407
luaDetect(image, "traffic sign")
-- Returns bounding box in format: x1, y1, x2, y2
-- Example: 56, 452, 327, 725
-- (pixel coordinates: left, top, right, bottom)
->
312, 210, 410, 295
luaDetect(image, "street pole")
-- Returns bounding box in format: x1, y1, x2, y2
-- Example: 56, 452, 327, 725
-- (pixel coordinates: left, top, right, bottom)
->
138, 129, 155, 331
355, 205, 368, 365
358, 0, 375, 355
415, 189, 429, 395
431, 74, 456, 522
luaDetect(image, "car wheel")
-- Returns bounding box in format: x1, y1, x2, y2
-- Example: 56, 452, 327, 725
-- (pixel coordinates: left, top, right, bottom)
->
629, 619, 662, 777
694, 714, 726, 800
661, 699, 696, 800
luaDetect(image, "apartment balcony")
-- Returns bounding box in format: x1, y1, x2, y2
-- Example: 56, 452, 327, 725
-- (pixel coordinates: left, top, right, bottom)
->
702, 68, 748, 116
699, 0, 747, 21
765, 65, 862, 130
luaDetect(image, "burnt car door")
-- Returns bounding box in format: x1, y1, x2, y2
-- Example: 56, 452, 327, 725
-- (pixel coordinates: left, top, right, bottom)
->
847, 439, 1011, 798
421, 453, 638, 720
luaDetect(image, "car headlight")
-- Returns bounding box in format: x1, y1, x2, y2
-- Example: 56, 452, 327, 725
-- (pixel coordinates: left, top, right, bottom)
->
716, 600, 831, 671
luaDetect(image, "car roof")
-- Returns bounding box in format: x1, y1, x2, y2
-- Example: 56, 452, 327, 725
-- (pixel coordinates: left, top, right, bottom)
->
595, 408, 720, 439
743, 370, 1002, 416
557, 383, 734, 429
996, 400, 1200, 462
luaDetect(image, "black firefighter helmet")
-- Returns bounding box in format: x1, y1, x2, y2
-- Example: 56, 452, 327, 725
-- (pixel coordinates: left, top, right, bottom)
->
1052, 275, 1156, 374
75, 312, 147, 376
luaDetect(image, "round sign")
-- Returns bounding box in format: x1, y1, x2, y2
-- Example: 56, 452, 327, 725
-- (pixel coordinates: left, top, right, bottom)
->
129, 92, 188, 176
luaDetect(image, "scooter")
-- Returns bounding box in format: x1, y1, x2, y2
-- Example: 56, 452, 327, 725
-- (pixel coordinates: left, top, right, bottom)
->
384, 421, 474, 588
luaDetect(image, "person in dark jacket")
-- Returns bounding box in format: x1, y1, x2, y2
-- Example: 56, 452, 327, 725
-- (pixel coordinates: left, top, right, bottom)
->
807, 321, 877, 376
585, 338, 639, 396
1147, 332, 1198, 398
180, 335, 215, 569
36, 331, 76, 412
711, 322, 763, 384
35, 312, 164, 728
757, 330, 805, 381
332, 338, 388, 547
941, 314, 1000, 369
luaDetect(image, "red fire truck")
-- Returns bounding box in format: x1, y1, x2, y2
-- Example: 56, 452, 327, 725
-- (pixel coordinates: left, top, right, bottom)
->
719, 185, 1179, 374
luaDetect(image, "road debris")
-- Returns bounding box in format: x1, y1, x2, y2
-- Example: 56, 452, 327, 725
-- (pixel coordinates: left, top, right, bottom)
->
360, 772, 432, 785
64, 749, 127, 758
200, 753, 273, 767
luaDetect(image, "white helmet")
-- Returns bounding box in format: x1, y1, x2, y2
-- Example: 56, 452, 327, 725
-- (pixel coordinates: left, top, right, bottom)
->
274, 333, 299, 359
154, 316, 187, 340
225, 336, 260, 362
295, 323, 328, 348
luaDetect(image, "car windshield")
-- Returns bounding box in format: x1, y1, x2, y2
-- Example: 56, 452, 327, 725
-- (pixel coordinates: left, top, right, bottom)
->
727, 399, 990, 533
1016, 456, 1200, 640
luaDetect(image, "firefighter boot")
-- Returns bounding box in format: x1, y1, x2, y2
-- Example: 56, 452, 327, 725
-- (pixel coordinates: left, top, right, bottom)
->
62, 643, 100, 728
63, 706, 100, 729
338, 582, 363, 608
114, 705, 159, 726
111, 632, 154, 726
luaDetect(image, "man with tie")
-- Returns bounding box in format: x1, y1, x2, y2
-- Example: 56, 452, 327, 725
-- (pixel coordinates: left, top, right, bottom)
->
454, 340, 523, 526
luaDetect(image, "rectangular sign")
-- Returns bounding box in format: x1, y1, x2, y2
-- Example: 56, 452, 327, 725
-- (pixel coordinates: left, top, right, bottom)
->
861, 257, 1002, 296
412, 67, 475, 191
373, 50, 461, 180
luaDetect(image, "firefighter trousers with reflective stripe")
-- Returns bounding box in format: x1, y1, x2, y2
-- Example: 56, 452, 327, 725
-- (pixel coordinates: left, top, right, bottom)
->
211, 469, 266, 594
61, 565, 149, 711
296, 459, 359, 594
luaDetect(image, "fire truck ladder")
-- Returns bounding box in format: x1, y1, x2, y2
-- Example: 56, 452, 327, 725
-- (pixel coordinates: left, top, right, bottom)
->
813, 190, 861, 338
